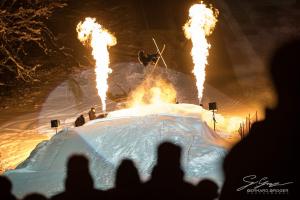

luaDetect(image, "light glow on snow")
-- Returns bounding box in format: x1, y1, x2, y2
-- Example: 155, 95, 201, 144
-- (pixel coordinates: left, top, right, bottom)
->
183, 2, 218, 102
0, 131, 49, 173
93, 103, 244, 136
76, 17, 117, 111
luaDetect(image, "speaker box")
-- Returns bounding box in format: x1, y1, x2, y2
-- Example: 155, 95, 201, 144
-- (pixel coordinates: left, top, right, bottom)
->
209, 102, 217, 110
51, 120, 60, 128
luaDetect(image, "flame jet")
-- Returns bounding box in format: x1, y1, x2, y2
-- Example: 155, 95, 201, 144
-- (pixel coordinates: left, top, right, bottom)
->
76, 17, 117, 111
183, 2, 218, 102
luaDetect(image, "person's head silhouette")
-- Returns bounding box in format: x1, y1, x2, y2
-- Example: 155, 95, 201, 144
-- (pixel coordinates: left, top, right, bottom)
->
115, 159, 141, 188
152, 142, 183, 182
146, 142, 196, 199
270, 39, 300, 109
196, 179, 219, 200
0, 176, 16, 200
157, 142, 181, 167
65, 155, 93, 192
0, 176, 12, 194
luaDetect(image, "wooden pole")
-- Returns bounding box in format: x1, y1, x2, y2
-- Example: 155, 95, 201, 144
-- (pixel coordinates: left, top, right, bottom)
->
242, 124, 244, 138
245, 116, 248, 133
255, 111, 258, 122
248, 113, 251, 132
213, 110, 216, 131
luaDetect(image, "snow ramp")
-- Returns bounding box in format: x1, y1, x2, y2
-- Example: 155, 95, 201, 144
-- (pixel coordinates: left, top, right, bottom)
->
5, 103, 227, 198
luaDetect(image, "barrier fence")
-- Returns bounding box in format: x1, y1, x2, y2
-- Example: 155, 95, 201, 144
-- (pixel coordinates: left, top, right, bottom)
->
238, 111, 258, 139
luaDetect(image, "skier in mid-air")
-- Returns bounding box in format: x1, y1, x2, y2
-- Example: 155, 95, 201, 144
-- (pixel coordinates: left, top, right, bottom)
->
138, 50, 159, 66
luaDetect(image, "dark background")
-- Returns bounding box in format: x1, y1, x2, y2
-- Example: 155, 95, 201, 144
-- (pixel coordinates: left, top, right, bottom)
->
1, 0, 300, 119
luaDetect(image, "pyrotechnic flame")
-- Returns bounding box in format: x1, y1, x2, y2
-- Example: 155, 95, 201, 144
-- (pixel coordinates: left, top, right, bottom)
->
76, 17, 117, 111
127, 76, 177, 108
183, 2, 218, 102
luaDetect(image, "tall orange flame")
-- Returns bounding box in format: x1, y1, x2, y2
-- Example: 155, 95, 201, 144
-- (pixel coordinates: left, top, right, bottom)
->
76, 17, 117, 111
183, 2, 218, 102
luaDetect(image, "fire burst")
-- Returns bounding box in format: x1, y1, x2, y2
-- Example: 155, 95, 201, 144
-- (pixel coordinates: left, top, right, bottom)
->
76, 17, 117, 111
183, 2, 218, 102
128, 76, 177, 108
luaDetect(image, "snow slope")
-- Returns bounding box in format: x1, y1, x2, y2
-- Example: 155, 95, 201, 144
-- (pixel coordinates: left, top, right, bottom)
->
5, 103, 227, 198
0, 62, 240, 172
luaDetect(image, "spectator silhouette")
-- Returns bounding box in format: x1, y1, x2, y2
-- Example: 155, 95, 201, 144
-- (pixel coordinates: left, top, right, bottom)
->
196, 179, 219, 200
51, 154, 104, 200
0, 176, 17, 200
108, 159, 141, 199
23, 193, 48, 200
143, 142, 196, 200
219, 40, 298, 200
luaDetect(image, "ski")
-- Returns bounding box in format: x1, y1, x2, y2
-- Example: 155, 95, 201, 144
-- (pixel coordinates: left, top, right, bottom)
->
153, 44, 165, 68
148, 44, 166, 75
152, 37, 168, 69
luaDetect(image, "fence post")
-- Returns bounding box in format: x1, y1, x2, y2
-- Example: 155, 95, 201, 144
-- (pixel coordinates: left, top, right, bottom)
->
245, 116, 248, 133
248, 113, 251, 132
255, 111, 258, 122
242, 123, 245, 138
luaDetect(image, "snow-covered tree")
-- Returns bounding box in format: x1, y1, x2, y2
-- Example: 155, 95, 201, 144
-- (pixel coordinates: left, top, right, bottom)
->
0, 0, 68, 83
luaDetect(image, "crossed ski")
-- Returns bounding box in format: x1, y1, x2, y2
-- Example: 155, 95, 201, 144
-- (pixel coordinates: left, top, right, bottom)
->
152, 37, 168, 69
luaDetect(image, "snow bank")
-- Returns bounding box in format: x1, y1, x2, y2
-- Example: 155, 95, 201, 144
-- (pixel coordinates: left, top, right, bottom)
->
5, 103, 227, 198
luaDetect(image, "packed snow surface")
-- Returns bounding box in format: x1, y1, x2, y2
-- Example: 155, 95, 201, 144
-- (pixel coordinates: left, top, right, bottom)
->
5, 103, 227, 198
0, 62, 240, 172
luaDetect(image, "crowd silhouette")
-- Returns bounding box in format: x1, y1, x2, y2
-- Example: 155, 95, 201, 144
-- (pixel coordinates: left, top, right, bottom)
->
1, 40, 297, 200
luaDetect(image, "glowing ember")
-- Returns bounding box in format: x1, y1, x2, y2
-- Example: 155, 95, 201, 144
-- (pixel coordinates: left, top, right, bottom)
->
127, 76, 177, 108
183, 2, 218, 102
76, 17, 116, 111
